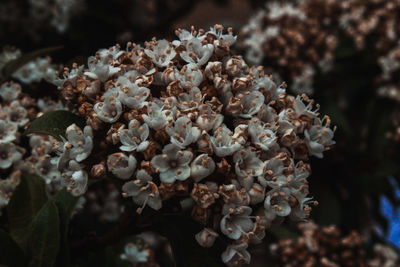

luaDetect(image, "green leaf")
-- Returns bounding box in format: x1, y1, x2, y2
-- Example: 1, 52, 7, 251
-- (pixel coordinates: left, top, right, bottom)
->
27, 200, 60, 267
1, 46, 63, 81
157, 214, 225, 267
24, 110, 85, 140
0, 229, 28, 267
7, 173, 48, 250
52, 189, 78, 267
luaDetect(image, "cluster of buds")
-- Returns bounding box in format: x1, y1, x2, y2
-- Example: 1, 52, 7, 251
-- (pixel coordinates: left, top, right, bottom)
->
270, 221, 399, 267
48, 25, 335, 266
238, 0, 341, 95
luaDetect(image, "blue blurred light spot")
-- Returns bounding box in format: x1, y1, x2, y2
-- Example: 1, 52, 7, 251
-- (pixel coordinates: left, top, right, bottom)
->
379, 177, 400, 247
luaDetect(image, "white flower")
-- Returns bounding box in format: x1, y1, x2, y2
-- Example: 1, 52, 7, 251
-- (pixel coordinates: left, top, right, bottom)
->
0, 142, 22, 169
248, 118, 277, 151
93, 96, 123, 123
144, 39, 176, 67
264, 187, 292, 221
258, 157, 285, 188
224, 56, 249, 77
248, 183, 265, 204
0, 82, 21, 102
122, 170, 162, 211
107, 153, 137, 179
65, 124, 93, 162
288, 189, 313, 222
13, 57, 56, 84
151, 144, 193, 183
210, 124, 243, 157
120, 242, 149, 263
175, 63, 203, 89
97, 46, 124, 62
257, 104, 277, 124
195, 228, 219, 248
84, 56, 121, 82
190, 154, 216, 182
220, 204, 254, 240
196, 104, 224, 131
166, 116, 200, 148
3, 100, 29, 127
119, 120, 149, 152
253, 74, 284, 101
206, 25, 237, 47
35, 156, 61, 184
221, 243, 251, 267
177, 87, 203, 112
292, 95, 319, 119
115, 76, 150, 109
304, 118, 335, 158
236, 90, 264, 118
68, 170, 88, 196
52, 64, 84, 89
142, 98, 175, 130
180, 37, 214, 66
0, 120, 18, 143
233, 148, 265, 190
82, 79, 101, 99
59, 159, 88, 196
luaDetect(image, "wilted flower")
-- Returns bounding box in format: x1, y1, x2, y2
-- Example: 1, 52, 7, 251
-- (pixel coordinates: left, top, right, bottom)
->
195, 228, 219, 248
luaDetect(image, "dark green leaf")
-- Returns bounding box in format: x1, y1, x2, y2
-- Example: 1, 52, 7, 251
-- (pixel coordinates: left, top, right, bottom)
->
24, 110, 85, 140
7, 173, 48, 250
1, 46, 63, 81
0, 229, 28, 267
157, 214, 225, 267
52, 189, 78, 267
28, 200, 60, 267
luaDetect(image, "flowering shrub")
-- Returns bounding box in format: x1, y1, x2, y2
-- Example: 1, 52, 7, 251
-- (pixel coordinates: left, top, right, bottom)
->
0, 25, 335, 266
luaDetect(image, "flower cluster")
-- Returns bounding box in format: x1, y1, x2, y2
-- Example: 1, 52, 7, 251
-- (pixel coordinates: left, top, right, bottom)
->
0, 78, 66, 212
270, 221, 399, 267
238, 0, 341, 95
48, 25, 335, 266
0, 47, 57, 84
